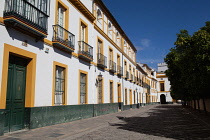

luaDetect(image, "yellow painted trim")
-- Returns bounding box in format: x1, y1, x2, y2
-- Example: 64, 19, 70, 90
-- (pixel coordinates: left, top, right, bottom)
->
156, 75, 167, 78
0, 44, 36, 109
68, 0, 95, 23
159, 91, 170, 93
42, 38, 53, 46
78, 70, 88, 104
0, 17, 4, 24
52, 61, 68, 106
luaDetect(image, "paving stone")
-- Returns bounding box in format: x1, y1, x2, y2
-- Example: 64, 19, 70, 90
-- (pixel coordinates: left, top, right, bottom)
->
1, 104, 210, 140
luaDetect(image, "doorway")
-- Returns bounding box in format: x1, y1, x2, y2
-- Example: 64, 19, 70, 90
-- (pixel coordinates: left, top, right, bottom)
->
4, 55, 27, 133
160, 94, 166, 104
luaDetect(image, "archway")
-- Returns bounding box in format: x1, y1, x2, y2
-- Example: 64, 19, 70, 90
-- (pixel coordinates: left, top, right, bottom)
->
160, 94, 166, 104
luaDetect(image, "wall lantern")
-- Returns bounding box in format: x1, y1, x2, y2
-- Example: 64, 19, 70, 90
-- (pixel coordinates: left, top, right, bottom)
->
98, 72, 103, 81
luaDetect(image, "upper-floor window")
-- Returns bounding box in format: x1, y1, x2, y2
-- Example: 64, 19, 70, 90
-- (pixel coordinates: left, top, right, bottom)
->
160, 82, 165, 91
108, 22, 112, 35
80, 22, 87, 42
55, 66, 65, 105
97, 9, 102, 24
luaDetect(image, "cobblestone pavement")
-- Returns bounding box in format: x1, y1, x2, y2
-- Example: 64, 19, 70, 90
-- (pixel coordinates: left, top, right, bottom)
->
1, 104, 210, 140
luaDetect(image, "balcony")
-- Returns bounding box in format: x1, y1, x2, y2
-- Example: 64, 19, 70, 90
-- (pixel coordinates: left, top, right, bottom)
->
78, 41, 93, 62
52, 25, 75, 53
3, 0, 49, 39
109, 60, 116, 73
134, 77, 137, 83
117, 65, 123, 76
97, 53, 107, 68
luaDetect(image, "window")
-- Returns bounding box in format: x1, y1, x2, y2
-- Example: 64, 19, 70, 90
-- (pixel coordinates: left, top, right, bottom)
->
133, 91, 136, 104
57, 5, 65, 39
81, 23, 86, 42
80, 73, 87, 104
129, 90, 132, 105
124, 61, 127, 75
125, 89, 127, 105
98, 76, 103, 104
109, 48, 113, 61
110, 81, 113, 103
55, 66, 65, 105
160, 82, 165, 91
98, 39, 103, 54
108, 22, 112, 35
117, 55, 120, 65
97, 9, 102, 23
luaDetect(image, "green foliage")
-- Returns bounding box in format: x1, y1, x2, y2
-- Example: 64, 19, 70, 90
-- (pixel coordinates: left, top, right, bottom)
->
165, 22, 210, 101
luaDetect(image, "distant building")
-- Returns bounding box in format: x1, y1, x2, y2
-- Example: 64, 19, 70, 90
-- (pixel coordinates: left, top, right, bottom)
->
156, 63, 173, 104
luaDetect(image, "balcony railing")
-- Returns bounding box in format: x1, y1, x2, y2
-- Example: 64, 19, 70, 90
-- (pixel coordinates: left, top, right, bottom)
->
78, 41, 93, 61
126, 71, 129, 79
109, 60, 116, 73
117, 65, 123, 76
52, 24, 75, 52
4, 0, 49, 38
97, 53, 107, 68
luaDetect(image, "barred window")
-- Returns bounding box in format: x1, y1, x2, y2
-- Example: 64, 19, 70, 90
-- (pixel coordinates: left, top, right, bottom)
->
80, 73, 87, 104
55, 66, 65, 105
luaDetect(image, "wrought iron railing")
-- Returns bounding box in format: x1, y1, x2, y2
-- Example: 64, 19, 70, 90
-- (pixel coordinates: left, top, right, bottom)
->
97, 53, 107, 68
117, 65, 123, 75
52, 24, 75, 50
109, 60, 116, 72
4, 0, 49, 33
78, 41, 93, 59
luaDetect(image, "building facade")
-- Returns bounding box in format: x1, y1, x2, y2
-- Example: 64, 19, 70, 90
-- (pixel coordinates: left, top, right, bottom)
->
0, 0, 158, 135
156, 63, 173, 104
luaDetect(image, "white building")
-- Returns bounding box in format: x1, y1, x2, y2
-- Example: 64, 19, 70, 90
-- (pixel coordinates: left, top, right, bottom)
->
156, 63, 173, 104
0, 0, 158, 135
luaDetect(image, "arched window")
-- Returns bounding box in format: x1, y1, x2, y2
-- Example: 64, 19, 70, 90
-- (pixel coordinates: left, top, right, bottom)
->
124, 40, 127, 46
116, 32, 120, 46
108, 22, 112, 34
97, 9, 102, 21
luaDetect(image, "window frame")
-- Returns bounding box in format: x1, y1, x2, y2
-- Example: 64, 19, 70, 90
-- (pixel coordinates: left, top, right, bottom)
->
52, 61, 68, 106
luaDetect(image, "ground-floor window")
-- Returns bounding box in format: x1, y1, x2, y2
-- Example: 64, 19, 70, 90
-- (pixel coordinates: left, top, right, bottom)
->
80, 73, 87, 104
55, 66, 65, 105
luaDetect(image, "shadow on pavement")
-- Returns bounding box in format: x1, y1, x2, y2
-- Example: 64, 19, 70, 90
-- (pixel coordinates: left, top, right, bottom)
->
111, 105, 210, 140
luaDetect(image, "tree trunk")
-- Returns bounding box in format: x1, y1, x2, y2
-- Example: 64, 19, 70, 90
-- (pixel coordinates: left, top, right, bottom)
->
197, 99, 200, 113
202, 98, 207, 115
194, 99, 196, 110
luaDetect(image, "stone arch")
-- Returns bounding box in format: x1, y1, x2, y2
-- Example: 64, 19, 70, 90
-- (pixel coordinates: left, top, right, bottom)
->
160, 94, 166, 104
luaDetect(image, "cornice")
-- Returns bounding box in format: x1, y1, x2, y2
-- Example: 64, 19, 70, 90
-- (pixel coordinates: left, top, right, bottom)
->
94, 0, 137, 52
68, 0, 96, 23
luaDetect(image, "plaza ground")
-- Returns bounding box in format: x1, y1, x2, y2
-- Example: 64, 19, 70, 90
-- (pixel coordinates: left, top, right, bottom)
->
1, 104, 210, 140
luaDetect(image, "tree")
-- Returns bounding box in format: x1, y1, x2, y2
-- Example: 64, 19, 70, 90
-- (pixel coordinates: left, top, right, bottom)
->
165, 22, 210, 114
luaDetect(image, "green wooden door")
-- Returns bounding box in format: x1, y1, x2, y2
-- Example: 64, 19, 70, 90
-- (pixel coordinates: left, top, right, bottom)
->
4, 55, 27, 133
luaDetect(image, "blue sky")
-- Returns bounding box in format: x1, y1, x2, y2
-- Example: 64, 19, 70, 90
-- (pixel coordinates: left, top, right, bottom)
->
102, 0, 210, 70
